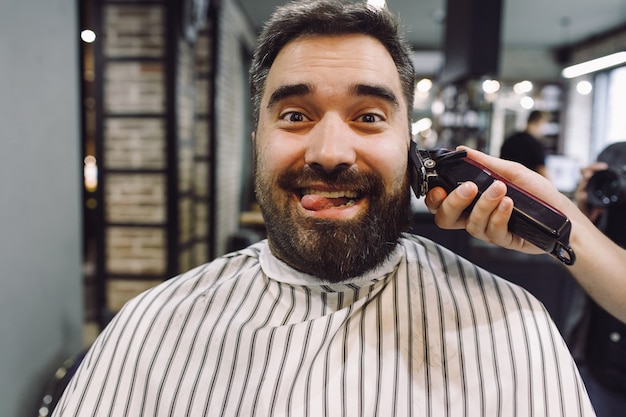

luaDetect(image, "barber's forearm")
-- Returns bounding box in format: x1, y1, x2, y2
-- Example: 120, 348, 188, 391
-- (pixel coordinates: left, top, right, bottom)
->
566, 209, 626, 323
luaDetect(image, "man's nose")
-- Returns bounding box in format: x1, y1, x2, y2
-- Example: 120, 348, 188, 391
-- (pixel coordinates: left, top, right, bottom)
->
304, 114, 357, 172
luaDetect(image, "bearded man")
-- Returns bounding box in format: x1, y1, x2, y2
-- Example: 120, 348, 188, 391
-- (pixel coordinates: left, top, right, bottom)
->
53, 1, 595, 416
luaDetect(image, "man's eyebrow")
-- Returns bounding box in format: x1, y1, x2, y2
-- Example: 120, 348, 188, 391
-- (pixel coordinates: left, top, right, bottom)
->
266, 83, 312, 110
351, 84, 400, 109
265, 82, 400, 110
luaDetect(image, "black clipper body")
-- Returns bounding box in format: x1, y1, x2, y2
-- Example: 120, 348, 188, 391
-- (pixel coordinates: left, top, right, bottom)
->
409, 141, 576, 265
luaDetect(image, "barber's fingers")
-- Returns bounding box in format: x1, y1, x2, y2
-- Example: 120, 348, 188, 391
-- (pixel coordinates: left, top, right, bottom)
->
427, 179, 544, 254
466, 181, 543, 254
429, 182, 478, 229
425, 186, 447, 214
465, 181, 508, 240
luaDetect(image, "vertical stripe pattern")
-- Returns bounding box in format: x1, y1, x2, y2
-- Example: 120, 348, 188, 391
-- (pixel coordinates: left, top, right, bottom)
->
53, 236, 596, 417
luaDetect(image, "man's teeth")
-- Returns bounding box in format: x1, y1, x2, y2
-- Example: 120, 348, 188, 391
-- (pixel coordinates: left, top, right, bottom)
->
302, 189, 359, 198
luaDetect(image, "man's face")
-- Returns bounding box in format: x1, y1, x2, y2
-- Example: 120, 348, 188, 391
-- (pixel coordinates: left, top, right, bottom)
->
254, 34, 412, 282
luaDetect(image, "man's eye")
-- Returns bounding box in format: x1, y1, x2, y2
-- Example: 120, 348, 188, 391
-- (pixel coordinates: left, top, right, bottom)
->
280, 111, 307, 122
358, 113, 383, 123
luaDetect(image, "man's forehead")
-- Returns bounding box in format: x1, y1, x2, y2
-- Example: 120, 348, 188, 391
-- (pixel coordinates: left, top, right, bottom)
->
262, 34, 405, 104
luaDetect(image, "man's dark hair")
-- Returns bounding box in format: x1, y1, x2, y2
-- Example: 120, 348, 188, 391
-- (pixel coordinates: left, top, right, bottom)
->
249, 0, 416, 128
527, 110, 548, 125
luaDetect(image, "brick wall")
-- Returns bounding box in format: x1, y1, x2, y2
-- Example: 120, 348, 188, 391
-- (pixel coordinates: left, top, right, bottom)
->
101, 3, 169, 313
103, 5, 165, 58
105, 173, 166, 223
104, 62, 166, 113
96, 0, 219, 314
104, 118, 166, 169
88, 0, 258, 316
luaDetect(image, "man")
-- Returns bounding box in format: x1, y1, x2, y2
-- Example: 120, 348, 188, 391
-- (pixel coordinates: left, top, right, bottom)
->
500, 110, 550, 177
53, 1, 595, 416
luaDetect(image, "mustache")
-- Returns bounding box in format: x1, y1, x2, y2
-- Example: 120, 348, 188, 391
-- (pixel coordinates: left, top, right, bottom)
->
276, 165, 384, 194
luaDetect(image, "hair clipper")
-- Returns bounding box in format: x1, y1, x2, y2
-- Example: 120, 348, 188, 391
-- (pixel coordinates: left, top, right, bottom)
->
409, 141, 576, 265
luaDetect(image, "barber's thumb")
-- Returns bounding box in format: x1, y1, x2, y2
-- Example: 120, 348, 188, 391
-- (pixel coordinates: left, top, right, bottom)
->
426, 187, 447, 207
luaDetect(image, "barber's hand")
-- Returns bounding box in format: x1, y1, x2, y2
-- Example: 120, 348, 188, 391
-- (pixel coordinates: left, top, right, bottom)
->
425, 147, 549, 255
574, 161, 608, 222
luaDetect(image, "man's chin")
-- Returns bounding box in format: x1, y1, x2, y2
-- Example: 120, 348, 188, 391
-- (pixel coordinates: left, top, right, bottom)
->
266, 215, 401, 283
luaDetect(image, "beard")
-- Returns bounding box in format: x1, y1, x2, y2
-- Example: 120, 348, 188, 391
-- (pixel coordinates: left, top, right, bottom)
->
254, 161, 413, 283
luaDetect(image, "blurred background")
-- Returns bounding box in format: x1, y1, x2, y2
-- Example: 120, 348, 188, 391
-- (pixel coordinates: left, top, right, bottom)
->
1, 0, 625, 416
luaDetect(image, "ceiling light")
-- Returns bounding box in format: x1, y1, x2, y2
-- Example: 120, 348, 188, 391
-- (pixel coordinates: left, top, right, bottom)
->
81, 30, 96, 43
562, 51, 626, 79
576, 80, 593, 95
431, 100, 445, 115
367, 0, 386, 9
482, 79, 500, 94
513, 80, 533, 94
416, 78, 433, 93
520, 96, 534, 110
412, 118, 432, 135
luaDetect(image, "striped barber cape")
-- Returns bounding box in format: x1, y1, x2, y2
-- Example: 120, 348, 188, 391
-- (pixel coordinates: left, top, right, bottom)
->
53, 234, 596, 417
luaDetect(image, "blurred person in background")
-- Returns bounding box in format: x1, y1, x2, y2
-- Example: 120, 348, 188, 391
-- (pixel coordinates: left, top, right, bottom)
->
500, 110, 550, 178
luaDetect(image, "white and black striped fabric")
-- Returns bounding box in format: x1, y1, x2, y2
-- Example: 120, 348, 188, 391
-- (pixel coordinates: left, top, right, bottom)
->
53, 234, 596, 416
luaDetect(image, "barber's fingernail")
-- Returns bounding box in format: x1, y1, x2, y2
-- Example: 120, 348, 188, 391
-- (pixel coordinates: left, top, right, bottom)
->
457, 182, 474, 198
427, 187, 445, 205
498, 196, 513, 211
485, 181, 504, 198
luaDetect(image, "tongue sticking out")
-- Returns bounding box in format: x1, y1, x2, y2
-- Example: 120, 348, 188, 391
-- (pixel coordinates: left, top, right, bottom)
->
301, 194, 352, 211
